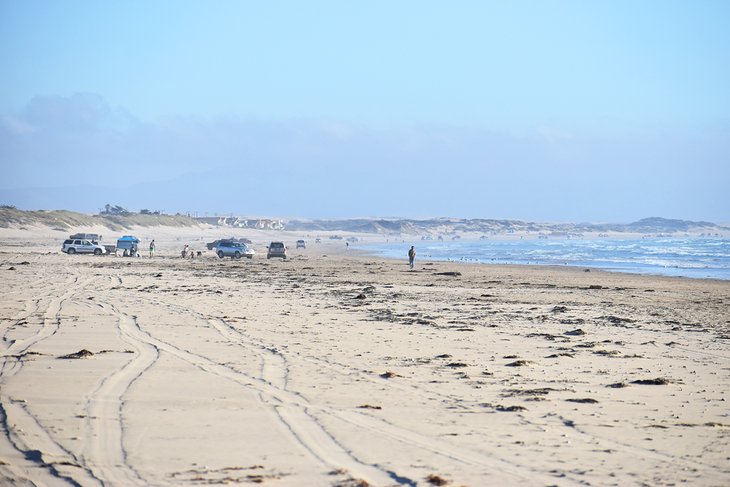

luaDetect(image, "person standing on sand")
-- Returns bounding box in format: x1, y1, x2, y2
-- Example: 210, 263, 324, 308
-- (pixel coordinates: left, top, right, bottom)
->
149, 240, 155, 258
408, 246, 416, 269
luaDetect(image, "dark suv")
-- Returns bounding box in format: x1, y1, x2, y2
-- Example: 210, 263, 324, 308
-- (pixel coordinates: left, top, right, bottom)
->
267, 242, 287, 259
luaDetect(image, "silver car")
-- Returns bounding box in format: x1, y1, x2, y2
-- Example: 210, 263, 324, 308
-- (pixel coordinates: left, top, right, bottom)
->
216, 241, 255, 259
62, 239, 105, 255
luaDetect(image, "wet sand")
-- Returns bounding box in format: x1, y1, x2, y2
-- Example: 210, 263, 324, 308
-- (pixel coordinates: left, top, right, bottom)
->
1, 235, 729, 486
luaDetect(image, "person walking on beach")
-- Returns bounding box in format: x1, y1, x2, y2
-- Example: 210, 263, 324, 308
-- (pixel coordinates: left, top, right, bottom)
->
149, 240, 155, 258
408, 246, 416, 270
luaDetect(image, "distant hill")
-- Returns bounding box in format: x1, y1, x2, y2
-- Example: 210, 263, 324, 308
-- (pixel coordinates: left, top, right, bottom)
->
285, 216, 728, 236
626, 217, 718, 232
1, 207, 726, 236
0, 207, 200, 231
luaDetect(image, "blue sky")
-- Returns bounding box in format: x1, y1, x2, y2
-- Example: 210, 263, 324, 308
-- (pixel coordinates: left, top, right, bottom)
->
1, 1, 729, 221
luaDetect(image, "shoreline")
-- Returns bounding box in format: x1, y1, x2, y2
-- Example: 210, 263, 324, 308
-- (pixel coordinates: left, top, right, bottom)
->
353, 237, 730, 282
1, 225, 727, 283
2, 228, 727, 283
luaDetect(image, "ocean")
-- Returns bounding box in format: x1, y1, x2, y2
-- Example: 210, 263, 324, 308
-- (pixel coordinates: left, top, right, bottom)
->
356, 237, 730, 280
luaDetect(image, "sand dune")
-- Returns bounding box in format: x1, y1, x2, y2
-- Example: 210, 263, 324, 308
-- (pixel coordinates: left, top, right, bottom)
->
1, 235, 729, 486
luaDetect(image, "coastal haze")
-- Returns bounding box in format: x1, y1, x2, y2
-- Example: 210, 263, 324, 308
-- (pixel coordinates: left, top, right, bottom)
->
1, 2, 729, 222
2, 2, 730, 487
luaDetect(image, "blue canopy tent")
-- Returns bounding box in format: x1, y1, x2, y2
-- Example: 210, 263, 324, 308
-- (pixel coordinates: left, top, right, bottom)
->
116, 235, 140, 256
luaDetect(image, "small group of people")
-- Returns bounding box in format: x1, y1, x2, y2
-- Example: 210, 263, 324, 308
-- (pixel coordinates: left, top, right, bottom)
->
144, 240, 200, 259
123, 240, 154, 258
122, 246, 139, 257
140, 240, 202, 259
181, 244, 197, 259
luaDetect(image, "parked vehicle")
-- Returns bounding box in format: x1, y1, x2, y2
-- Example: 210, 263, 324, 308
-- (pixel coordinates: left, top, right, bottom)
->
62, 238, 105, 255
206, 240, 218, 250
216, 241, 254, 259
296, 239, 306, 249
267, 242, 287, 259
206, 237, 252, 250
69, 233, 102, 243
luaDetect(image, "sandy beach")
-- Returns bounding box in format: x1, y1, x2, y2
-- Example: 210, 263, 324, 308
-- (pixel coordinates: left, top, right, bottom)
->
1, 229, 729, 486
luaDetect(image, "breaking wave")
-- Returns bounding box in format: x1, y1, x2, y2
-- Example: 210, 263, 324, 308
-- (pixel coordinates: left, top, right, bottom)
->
358, 237, 730, 280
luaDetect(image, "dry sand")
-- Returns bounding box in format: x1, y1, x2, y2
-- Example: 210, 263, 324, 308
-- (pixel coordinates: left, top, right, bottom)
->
1, 229, 729, 486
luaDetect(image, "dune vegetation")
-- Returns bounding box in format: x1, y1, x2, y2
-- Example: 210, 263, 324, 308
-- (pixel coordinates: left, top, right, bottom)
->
0, 206, 200, 231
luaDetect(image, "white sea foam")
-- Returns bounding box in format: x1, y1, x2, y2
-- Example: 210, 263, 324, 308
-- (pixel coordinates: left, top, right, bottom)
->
359, 237, 730, 280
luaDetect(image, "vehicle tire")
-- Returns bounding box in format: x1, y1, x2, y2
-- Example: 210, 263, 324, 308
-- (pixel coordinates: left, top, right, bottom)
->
94, 248, 102, 255
67, 248, 76, 255
217, 250, 224, 259
234, 251, 241, 259
247, 255, 253, 259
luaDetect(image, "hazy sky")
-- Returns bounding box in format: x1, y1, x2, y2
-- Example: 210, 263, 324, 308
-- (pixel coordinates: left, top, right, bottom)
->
1, 1, 729, 222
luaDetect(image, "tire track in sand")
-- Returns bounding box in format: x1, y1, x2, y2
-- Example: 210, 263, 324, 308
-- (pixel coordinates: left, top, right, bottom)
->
0, 398, 100, 487
122, 298, 573, 484
1, 273, 77, 356
4, 276, 94, 358
0, 275, 102, 486
124, 314, 396, 486
210, 318, 569, 486
208, 318, 288, 389
208, 318, 408, 483
1, 297, 42, 356
80, 304, 159, 487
